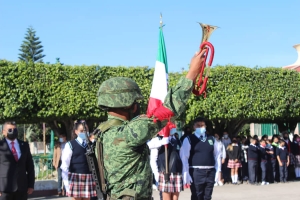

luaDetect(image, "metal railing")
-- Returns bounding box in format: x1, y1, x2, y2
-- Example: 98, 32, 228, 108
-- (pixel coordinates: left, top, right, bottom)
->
32, 154, 56, 180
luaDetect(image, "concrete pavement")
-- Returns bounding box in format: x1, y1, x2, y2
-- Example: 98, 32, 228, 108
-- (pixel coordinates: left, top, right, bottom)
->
29, 181, 300, 200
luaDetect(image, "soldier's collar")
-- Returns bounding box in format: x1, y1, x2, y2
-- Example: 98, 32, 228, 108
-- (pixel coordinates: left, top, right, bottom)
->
107, 114, 128, 122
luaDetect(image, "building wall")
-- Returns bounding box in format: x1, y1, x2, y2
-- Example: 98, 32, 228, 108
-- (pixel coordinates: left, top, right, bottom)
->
250, 123, 300, 137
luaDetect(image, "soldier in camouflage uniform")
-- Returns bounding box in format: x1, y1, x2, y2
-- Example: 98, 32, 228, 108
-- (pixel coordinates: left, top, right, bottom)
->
96, 50, 206, 200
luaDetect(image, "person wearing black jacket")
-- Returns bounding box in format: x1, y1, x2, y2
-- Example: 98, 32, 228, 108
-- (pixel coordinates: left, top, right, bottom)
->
277, 140, 290, 183
227, 138, 242, 185
266, 139, 276, 183
248, 138, 259, 185
259, 140, 270, 185
291, 134, 300, 179
0, 121, 35, 200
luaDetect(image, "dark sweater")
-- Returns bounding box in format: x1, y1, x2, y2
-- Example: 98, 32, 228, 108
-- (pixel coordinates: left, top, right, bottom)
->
248, 144, 258, 160
227, 145, 241, 160
277, 147, 289, 162
259, 146, 268, 161
291, 142, 300, 156
266, 146, 275, 160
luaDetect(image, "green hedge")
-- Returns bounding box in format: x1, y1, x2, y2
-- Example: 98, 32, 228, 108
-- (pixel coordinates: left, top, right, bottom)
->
1, 60, 299, 126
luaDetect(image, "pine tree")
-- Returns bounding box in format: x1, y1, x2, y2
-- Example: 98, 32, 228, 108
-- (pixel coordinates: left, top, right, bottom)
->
19, 27, 45, 63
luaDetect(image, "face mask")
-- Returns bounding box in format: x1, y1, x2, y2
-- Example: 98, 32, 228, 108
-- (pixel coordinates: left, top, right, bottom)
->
224, 135, 228, 139
78, 132, 87, 140
6, 128, 18, 140
283, 136, 288, 140
59, 138, 64, 143
266, 144, 271, 148
195, 127, 206, 137
91, 139, 95, 143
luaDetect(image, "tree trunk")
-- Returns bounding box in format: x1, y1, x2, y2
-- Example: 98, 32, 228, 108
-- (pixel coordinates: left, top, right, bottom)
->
48, 119, 104, 140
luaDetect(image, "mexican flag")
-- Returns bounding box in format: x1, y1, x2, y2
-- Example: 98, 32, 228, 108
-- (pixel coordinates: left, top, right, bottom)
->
147, 26, 175, 137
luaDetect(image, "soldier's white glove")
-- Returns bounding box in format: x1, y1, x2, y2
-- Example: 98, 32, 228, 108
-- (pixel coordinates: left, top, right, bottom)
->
161, 137, 169, 145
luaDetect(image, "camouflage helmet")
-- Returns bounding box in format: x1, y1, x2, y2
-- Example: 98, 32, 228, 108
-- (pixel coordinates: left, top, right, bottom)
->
97, 77, 144, 108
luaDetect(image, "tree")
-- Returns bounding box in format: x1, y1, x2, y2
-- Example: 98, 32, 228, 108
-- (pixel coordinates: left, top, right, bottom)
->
185, 65, 300, 135
0, 60, 299, 138
18, 27, 45, 63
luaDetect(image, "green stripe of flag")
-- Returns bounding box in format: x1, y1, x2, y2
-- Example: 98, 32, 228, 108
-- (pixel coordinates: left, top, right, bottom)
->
156, 28, 168, 74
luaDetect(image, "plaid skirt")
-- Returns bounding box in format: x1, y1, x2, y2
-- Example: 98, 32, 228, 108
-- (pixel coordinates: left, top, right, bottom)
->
227, 159, 242, 168
67, 172, 97, 198
158, 172, 183, 193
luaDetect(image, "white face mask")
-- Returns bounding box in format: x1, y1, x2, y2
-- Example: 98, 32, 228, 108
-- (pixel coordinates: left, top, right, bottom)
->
195, 127, 206, 138
224, 134, 228, 139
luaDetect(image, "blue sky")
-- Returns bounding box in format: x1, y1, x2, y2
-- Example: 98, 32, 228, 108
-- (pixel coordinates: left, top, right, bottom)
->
0, 0, 299, 72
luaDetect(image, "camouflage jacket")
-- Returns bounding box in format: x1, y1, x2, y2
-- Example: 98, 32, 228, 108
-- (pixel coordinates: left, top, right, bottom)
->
100, 77, 193, 199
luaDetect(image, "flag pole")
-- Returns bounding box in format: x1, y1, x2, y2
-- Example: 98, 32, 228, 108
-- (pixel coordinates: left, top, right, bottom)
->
160, 13, 170, 183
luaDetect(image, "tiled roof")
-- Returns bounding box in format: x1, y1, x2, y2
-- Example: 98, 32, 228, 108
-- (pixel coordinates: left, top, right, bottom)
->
283, 65, 300, 72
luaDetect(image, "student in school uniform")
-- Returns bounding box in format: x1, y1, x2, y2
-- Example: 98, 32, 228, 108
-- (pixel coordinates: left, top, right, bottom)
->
148, 128, 183, 200
60, 120, 97, 200
271, 135, 280, 182
180, 117, 218, 200
241, 137, 249, 183
227, 138, 242, 185
221, 131, 231, 183
214, 133, 226, 186
277, 140, 290, 183
248, 138, 259, 185
266, 139, 276, 183
291, 134, 300, 179
258, 140, 269, 185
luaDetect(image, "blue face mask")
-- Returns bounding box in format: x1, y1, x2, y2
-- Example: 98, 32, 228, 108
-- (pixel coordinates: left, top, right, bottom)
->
78, 132, 87, 140
195, 128, 206, 138
59, 138, 64, 143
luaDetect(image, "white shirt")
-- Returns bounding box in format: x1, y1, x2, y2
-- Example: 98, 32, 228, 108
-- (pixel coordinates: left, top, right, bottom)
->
60, 137, 86, 193
147, 136, 169, 183
180, 134, 219, 185
215, 140, 226, 160
5, 138, 21, 159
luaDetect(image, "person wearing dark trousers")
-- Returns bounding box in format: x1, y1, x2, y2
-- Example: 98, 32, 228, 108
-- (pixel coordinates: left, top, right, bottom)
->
258, 140, 269, 185
277, 140, 290, 183
241, 137, 249, 183
282, 132, 294, 181
266, 139, 276, 183
272, 136, 280, 182
221, 132, 231, 184
0, 121, 35, 200
291, 135, 300, 179
248, 138, 258, 185
180, 117, 218, 200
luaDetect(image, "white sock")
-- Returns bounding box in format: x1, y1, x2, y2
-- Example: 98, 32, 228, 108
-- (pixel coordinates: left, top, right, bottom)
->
231, 176, 235, 183
297, 168, 300, 177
